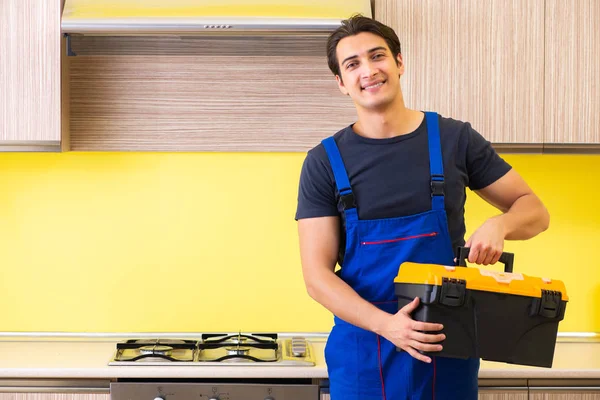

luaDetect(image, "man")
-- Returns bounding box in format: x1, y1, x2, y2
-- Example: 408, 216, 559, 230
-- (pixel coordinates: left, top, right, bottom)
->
295, 15, 549, 400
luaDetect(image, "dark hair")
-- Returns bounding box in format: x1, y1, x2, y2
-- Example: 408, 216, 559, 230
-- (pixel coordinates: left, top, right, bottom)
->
326, 14, 402, 77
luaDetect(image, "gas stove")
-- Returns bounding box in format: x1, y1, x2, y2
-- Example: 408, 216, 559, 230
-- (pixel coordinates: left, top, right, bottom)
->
108, 333, 315, 367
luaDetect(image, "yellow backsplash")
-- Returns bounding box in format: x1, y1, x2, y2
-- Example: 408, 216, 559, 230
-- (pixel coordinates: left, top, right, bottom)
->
0, 152, 597, 333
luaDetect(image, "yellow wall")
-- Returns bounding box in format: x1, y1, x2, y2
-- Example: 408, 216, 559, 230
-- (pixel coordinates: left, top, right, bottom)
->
0, 152, 598, 333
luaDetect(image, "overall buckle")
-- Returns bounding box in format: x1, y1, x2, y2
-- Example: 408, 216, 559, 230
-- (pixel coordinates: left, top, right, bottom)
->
431, 175, 445, 197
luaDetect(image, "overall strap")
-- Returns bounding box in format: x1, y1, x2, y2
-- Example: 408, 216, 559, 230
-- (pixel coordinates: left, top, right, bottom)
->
425, 112, 446, 211
321, 137, 358, 222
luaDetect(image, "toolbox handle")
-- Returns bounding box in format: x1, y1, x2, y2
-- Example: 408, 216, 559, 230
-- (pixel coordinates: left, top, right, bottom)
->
456, 246, 514, 273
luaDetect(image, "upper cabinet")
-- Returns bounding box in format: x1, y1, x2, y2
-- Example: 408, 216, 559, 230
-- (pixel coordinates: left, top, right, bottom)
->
66, 36, 356, 152
376, 0, 545, 145
544, 0, 600, 144
0, 0, 68, 151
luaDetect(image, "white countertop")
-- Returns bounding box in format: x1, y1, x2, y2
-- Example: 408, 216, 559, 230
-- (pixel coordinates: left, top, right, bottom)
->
0, 337, 599, 380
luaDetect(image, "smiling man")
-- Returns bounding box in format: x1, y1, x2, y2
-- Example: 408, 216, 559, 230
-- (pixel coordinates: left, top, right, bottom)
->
295, 15, 550, 400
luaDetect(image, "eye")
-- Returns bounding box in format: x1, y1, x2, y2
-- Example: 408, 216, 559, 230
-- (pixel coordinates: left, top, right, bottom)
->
346, 62, 357, 69
372, 53, 385, 60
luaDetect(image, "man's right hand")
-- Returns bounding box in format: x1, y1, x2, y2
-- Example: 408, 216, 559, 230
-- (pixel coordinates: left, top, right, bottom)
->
377, 297, 446, 363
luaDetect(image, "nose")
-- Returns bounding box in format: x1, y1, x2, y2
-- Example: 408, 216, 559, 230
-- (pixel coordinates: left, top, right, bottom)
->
360, 60, 379, 79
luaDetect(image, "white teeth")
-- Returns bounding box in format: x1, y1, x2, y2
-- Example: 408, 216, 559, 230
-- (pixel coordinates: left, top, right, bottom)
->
364, 82, 384, 90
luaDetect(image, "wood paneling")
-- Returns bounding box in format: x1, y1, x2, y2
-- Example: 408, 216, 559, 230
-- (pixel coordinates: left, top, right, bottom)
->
545, 0, 600, 144
375, 0, 544, 144
478, 389, 528, 400
530, 390, 600, 400
0, 0, 62, 144
68, 36, 356, 151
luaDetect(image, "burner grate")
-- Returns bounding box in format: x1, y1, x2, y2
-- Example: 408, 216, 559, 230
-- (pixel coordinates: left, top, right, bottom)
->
114, 339, 197, 362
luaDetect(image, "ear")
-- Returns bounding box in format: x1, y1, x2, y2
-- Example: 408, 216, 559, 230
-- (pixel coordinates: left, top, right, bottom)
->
396, 53, 405, 77
336, 75, 349, 96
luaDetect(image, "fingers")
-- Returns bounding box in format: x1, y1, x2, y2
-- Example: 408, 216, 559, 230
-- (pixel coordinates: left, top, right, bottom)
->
408, 339, 443, 353
411, 320, 443, 332
410, 330, 446, 344
468, 245, 479, 264
404, 346, 432, 364
400, 297, 420, 314
482, 250, 495, 266
468, 243, 503, 265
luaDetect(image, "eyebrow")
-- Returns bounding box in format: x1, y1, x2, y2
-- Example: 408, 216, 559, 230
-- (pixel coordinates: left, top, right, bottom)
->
341, 46, 388, 67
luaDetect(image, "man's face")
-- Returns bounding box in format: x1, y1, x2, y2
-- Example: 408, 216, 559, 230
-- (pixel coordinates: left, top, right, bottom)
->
335, 32, 404, 111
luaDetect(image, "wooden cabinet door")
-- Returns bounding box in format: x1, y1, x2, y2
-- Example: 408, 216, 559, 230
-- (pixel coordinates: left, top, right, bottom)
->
376, 0, 545, 145
0, 0, 64, 150
544, 0, 600, 144
0, 395, 109, 400
478, 388, 528, 400
530, 389, 600, 400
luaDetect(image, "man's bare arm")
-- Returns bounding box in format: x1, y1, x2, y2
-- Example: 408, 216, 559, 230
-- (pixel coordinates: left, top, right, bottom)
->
466, 169, 550, 265
298, 216, 390, 332
298, 216, 444, 363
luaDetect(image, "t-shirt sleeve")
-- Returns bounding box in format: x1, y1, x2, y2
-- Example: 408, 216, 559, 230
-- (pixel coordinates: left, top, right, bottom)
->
464, 123, 512, 190
295, 149, 339, 220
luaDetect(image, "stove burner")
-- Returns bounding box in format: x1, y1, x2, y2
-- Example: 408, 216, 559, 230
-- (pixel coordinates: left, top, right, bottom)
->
200, 333, 279, 350
109, 333, 315, 366
226, 346, 250, 356
230, 336, 248, 344
139, 345, 173, 356
114, 339, 197, 362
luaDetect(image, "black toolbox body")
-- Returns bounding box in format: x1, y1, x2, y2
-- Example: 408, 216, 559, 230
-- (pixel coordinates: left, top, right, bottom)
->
394, 248, 568, 368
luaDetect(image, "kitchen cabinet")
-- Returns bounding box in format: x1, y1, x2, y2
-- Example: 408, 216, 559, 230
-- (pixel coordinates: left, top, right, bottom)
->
0, 395, 109, 400
376, 0, 544, 145
478, 388, 528, 399
67, 36, 356, 152
544, 0, 600, 144
0, 0, 68, 151
530, 389, 600, 400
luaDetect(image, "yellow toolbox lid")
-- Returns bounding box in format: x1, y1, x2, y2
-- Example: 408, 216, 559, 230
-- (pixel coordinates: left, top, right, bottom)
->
394, 262, 568, 301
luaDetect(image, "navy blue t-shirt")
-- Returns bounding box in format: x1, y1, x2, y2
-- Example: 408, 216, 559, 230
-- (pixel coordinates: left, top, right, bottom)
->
295, 114, 512, 261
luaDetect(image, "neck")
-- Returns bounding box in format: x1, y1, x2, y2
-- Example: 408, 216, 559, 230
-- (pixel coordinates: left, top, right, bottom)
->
353, 93, 421, 139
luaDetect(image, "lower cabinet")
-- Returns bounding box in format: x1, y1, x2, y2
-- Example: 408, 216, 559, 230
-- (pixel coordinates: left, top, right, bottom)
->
529, 389, 600, 399
478, 388, 528, 399
0, 395, 109, 400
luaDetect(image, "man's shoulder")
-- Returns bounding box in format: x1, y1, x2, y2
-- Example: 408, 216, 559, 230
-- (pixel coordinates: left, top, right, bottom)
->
306, 125, 353, 160
436, 113, 473, 135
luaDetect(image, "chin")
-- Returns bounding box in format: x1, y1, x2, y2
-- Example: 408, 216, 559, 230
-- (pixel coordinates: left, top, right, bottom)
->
361, 99, 392, 111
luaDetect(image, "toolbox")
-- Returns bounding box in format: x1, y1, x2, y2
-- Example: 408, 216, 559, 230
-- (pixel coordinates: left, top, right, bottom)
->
394, 247, 568, 368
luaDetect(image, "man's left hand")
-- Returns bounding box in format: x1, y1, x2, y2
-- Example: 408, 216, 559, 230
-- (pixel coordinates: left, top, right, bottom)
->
465, 216, 506, 265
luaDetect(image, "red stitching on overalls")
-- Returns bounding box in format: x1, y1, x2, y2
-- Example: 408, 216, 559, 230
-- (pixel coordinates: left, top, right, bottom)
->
360, 232, 438, 245
377, 335, 387, 400
432, 356, 437, 400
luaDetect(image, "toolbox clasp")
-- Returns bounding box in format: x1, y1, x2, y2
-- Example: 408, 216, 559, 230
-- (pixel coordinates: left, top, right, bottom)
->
439, 277, 467, 307
531, 289, 563, 319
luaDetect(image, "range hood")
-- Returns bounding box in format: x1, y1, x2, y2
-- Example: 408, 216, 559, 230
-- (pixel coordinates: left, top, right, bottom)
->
61, 0, 373, 36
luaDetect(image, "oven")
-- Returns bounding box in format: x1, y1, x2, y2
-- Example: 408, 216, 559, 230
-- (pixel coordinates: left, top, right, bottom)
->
111, 380, 321, 400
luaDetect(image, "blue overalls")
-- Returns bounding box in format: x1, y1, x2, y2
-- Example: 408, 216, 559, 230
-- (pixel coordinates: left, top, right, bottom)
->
321, 112, 480, 400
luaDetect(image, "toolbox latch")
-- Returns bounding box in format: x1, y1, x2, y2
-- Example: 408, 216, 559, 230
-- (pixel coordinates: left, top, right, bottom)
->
439, 277, 466, 307
531, 289, 562, 319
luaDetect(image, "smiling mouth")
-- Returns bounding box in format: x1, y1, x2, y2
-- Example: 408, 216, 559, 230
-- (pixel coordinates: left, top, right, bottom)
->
362, 81, 386, 91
